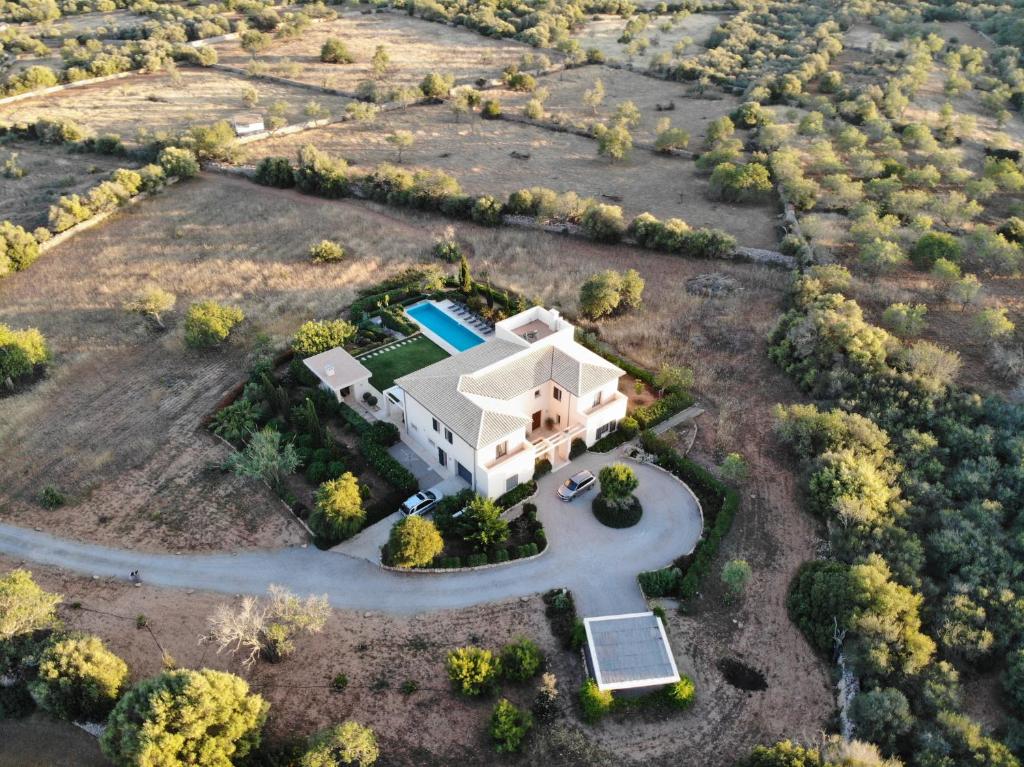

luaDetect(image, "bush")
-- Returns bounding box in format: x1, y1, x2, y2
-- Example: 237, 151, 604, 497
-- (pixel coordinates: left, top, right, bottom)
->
639, 566, 682, 598
100, 669, 268, 767
597, 463, 638, 501
534, 458, 552, 478
359, 435, 417, 492
39, 485, 65, 509
300, 721, 378, 767
579, 678, 614, 723
420, 72, 454, 100
0, 323, 48, 383
446, 646, 500, 696
910, 231, 961, 269
184, 301, 244, 347
309, 472, 365, 545
592, 494, 643, 528
481, 99, 501, 119
466, 552, 488, 567
495, 480, 536, 509
320, 38, 354, 64
310, 239, 345, 263
254, 157, 295, 188
490, 698, 532, 753
569, 439, 587, 459
0, 221, 41, 275
30, 634, 128, 722
500, 637, 544, 682
292, 319, 357, 357
580, 203, 626, 243
157, 147, 199, 179
471, 195, 503, 226
385, 516, 443, 568
664, 676, 695, 710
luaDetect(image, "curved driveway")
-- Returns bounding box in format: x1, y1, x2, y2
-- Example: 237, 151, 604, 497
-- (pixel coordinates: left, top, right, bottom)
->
0, 454, 702, 617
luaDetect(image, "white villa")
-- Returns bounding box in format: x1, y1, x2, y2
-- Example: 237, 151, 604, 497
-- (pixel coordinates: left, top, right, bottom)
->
387, 306, 628, 498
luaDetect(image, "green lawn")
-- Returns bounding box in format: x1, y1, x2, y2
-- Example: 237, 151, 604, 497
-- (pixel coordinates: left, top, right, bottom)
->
360, 335, 449, 392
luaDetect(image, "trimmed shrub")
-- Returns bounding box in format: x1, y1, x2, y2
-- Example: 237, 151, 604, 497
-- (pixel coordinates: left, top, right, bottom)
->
446, 646, 500, 696
592, 494, 643, 528
157, 147, 199, 179
30, 634, 128, 722
466, 552, 488, 567
500, 637, 544, 682
495, 480, 536, 509
597, 463, 638, 500
534, 458, 552, 478
385, 516, 443, 568
490, 698, 532, 753
638, 566, 682, 598
579, 678, 614, 723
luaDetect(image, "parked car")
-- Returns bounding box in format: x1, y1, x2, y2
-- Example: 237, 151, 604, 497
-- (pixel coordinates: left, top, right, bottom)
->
399, 490, 439, 516
557, 470, 596, 502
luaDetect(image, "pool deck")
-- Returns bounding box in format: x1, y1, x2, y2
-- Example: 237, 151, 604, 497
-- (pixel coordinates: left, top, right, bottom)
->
406, 299, 491, 355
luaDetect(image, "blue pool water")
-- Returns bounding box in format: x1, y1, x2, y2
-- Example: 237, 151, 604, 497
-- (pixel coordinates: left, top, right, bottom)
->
407, 302, 485, 352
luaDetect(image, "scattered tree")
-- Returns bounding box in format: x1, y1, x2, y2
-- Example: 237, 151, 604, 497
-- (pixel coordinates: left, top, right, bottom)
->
125, 287, 176, 329
225, 427, 299, 490
386, 130, 414, 163
385, 515, 443, 568
184, 301, 244, 347
292, 319, 357, 357
30, 634, 128, 721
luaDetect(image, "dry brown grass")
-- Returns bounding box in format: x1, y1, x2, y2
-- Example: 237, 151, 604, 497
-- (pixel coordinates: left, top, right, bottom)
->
0, 139, 131, 229
212, 12, 543, 92
0, 68, 351, 146
246, 103, 780, 247
570, 12, 722, 64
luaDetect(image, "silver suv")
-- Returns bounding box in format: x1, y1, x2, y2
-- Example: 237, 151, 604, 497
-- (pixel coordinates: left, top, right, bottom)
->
399, 490, 439, 516
557, 470, 596, 502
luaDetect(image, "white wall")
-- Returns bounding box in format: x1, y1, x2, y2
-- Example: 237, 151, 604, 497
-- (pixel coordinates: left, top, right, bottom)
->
403, 394, 479, 489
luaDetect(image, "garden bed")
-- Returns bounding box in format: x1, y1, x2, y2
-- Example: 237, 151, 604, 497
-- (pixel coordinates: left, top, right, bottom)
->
427, 493, 546, 569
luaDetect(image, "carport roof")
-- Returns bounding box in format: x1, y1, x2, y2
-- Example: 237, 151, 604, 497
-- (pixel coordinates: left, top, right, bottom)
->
584, 612, 680, 691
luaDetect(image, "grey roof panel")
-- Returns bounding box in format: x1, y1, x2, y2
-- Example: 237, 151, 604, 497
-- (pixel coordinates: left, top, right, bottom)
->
586, 613, 680, 689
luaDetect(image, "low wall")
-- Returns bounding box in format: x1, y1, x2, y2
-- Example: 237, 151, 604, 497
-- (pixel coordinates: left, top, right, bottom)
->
0, 70, 137, 107
379, 541, 548, 574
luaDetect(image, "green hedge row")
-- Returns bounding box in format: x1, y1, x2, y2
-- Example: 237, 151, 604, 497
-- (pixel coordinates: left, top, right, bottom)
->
336, 402, 417, 494
636, 432, 740, 601
495, 480, 537, 509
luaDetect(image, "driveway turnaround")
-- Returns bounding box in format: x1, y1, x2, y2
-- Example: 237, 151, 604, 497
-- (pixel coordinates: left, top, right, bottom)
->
0, 453, 702, 618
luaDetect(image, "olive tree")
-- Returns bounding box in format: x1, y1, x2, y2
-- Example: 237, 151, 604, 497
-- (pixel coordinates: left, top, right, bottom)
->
125, 287, 176, 328
224, 427, 299, 490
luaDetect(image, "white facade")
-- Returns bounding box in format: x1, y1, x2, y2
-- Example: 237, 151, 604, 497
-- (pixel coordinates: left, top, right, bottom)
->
392, 307, 628, 498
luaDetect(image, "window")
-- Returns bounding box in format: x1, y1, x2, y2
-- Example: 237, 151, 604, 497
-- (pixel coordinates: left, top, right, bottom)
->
596, 420, 618, 439
432, 417, 439, 432
496, 441, 508, 459
506, 475, 519, 492
593, 391, 603, 407
553, 387, 562, 402
445, 428, 453, 444
438, 447, 447, 467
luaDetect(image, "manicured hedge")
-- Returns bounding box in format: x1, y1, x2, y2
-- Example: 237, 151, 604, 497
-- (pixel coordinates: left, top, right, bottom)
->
636, 431, 740, 601
592, 495, 643, 528
359, 434, 417, 494
495, 479, 537, 509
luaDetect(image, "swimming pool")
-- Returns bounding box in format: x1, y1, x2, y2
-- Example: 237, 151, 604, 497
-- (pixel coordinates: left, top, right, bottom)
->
407, 302, 485, 352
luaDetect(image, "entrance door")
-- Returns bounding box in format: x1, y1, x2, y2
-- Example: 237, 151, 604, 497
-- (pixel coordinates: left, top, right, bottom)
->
457, 462, 472, 485
532, 410, 542, 431
438, 447, 447, 468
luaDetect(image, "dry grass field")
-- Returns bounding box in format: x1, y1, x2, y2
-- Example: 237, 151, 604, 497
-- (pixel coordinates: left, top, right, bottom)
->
504, 66, 743, 146
570, 11, 722, 64
0, 68, 352, 146
0, 139, 131, 229
211, 12, 543, 93
13, 8, 149, 39
246, 104, 780, 247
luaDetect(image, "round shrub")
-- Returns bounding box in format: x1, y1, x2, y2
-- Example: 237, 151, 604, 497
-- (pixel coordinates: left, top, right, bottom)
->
592, 494, 643, 528
100, 669, 268, 767
385, 515, 443, 568
320, 38, 354, 64
310, 239, 345, 263
664, 676, 695, 710
183, 301, 244, 348
30, 634, 128, 722
254, 157, 294, 188
581, 203, 626, 243
500, 637, 544, 682
910, 231, 961, 269
309, 472, 365, 545
481, 99, 501, 119
597, 463, 638, 500
490, 698, 532, 753
292, 319, 357, 357
471, 195, 503, 226
446, 646, 500, 696
300, 721, 378, 767
157, 147, 199, 179
0, 323, 49, 382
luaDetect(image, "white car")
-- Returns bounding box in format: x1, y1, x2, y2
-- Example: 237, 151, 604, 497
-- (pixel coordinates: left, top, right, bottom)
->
399, 491, 439, 516
557, 470, 596, 502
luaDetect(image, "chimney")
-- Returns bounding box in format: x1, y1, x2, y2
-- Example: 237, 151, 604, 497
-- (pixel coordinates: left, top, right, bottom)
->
548, 308, 560, 329
325, 364, 336, 377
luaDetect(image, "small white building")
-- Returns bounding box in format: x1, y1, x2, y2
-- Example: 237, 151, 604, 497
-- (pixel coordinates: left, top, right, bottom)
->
303, 347, 372, 405
390, 306, 628, 498
232, 112, 266, 137
583, 612, 681, 694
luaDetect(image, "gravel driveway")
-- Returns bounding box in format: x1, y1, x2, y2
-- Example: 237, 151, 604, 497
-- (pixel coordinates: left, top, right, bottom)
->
0, 452, 702, 618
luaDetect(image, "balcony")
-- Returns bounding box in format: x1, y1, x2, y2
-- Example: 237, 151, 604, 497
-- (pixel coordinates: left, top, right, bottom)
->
483, 441, 533, 470
583, 391, 628, 419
